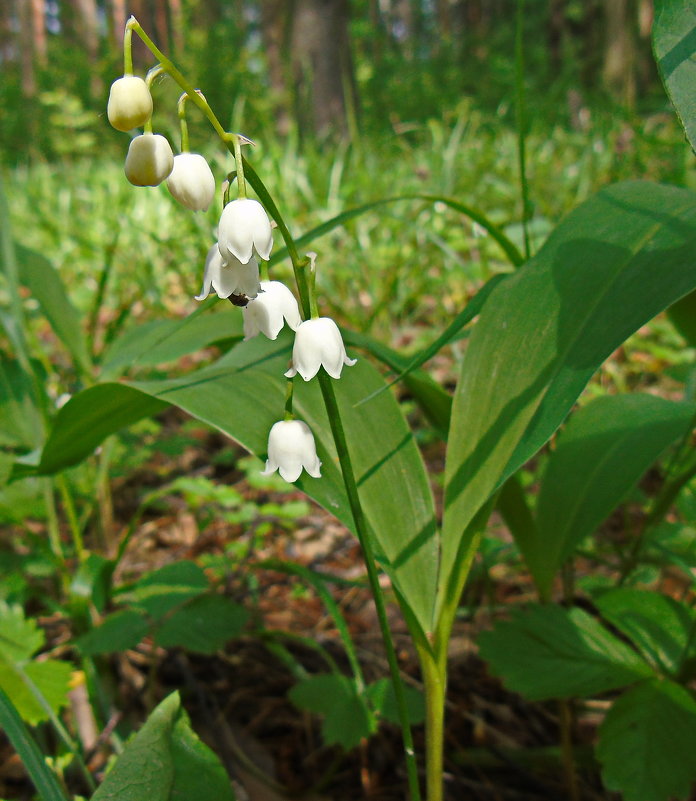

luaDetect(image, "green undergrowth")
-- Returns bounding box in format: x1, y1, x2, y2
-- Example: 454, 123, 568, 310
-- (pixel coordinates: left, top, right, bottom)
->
5, 103, 694, 344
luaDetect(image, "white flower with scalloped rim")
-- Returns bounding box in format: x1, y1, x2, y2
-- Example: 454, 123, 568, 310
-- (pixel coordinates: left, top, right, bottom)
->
124, 133, 174, 187
261, 419, 322, 483
107, 75, 153, 132
243, 281, 302, 341
195, 244, 261, 301
285, 317, 357, 381
166, 153, 216, 211
217, 198, 273, 265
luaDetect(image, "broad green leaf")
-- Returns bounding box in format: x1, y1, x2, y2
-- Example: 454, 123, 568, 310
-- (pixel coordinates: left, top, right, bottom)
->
38, 333, 438, 640
0, 660, 73, 726
77, 610, 150, 656
529, 394, 696, 599
653, 0, 696, 152
0, 686, 68, 801
0, 603, 71, 725
596, 678, 696, 801
154, 595, 248, 654
0, 602, 44, 661
69, 553, 115, 613
442, 181, 696, 625
0, 354, 40, 449
36, 384, 168, 475
477, 604, 653, 700
122, 561, 209, 619
14, 244, 92, 374
92, 692, 236, 801
101, 309, 243, 378
288, 674, 376, 750
595, 588, 696, 678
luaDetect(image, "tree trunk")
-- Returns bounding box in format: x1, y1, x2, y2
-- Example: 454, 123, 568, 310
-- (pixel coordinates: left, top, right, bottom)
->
30, 0, 46, 67
260, 0, 292, 135
290, 0, 356, 138
602, 0, 636, 106
109, 0, 127, 49
17, 0, 37, 96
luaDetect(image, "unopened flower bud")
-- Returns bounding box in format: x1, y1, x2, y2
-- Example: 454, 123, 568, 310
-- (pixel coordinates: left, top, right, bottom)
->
107, 75, 153, 132
166, 153, 216, 212
218, 198, 273, 265
285, 317, 357, 381
124, 133, 174, 187
261, 419, 322, 483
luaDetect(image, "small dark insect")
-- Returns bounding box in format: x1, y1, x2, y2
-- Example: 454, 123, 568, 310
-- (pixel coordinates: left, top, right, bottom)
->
228, 293, 250, 307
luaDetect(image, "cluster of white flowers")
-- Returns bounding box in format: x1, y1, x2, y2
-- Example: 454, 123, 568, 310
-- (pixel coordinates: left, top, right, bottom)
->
108, 75, 215, 211
109, 74, 357, 485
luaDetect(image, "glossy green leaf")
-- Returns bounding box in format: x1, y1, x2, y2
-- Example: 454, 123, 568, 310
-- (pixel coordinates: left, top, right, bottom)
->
441, 181, 696, 624
477, 604, 653, 700
36, 383, 168, 475
596, 588, 696, 678
92, 692, 236, 801
596, 679, 696, 801
529, 394, 696, 599
38, 333, 438, 639
100, 307, 242, 378
653, 0, 696, 152
122, 561, 209, 619
14, 244, 92, 374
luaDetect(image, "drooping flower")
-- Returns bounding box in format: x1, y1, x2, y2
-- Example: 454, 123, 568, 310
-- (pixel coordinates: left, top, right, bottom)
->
243, 281, 302, 341
166, 153, 216, 212
124, 133, 174, 186
285, 317, 357, 381
107, 75, 153, 132
261, 419, 322, 483
217, 198, 273, 264
195, 244, 261, 301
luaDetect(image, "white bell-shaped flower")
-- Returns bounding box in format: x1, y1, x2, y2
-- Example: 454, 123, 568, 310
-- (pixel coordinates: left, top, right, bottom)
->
166, 153, 216, 212
218, 198, 273, 264
261, 419, 322, 483
124, 133, 174, 187
285, 317, 357, 381
243, 281, 302, 341
195, 244, 261, 301
107, 75, 153, 132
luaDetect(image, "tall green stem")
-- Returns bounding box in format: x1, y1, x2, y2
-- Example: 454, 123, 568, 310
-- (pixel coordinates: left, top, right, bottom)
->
124, 23, 421, 798
418, 645, 446, 801
317, 373, 421, 801
515, 0, 531, 261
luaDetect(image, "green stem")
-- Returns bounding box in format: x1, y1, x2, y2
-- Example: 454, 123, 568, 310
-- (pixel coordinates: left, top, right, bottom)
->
284, 378, 294, 420
307, 252, 319, 318
515, 0, 531, 261
317, 372, 421, 801
233, 135, 247, 198
177, 93, 190, 152
43, 480, 65, 571
418, 645, 446, 801
118, 26, 419, 797
56, 475, 84, 562
128, 17, 231, 144
123, 23, 133, 74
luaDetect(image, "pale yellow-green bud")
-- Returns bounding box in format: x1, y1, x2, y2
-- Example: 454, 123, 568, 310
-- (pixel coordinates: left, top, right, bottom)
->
107, 75, 153, 132
124, 133, 174, 186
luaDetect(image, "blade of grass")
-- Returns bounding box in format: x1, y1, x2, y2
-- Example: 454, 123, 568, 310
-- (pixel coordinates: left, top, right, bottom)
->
0, 686, 69, 801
